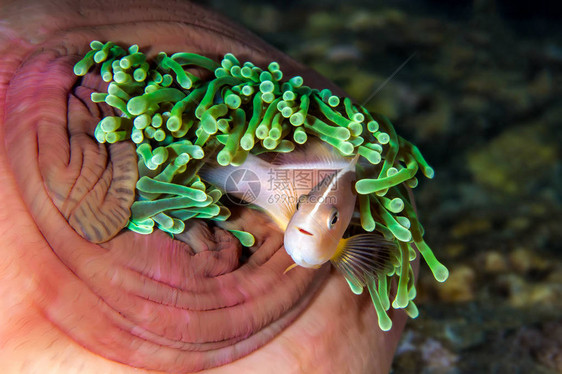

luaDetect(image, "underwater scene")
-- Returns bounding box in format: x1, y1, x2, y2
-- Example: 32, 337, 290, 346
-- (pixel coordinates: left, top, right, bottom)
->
0, 0, 560, 373
199, 0, 562, 373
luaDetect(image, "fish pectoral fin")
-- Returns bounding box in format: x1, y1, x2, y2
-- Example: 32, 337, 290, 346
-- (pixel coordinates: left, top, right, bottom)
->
329, 233, 398, 294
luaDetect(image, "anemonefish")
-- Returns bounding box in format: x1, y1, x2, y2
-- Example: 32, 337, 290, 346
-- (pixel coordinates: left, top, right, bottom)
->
200, 140, 396, 287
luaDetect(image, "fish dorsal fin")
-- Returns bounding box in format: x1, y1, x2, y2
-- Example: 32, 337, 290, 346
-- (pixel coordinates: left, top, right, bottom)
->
270, 139, 351, 170
330, 233, 397, 294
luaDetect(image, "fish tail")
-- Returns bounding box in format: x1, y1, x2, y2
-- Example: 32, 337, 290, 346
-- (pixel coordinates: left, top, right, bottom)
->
198, 162, 237, 191
200, 153, 269, 189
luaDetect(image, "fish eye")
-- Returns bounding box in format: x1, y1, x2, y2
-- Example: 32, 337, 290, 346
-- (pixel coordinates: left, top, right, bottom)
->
328, 209, 339, 229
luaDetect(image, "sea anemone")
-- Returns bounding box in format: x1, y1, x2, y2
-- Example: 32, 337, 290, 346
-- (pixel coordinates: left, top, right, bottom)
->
74, 41, 448, 330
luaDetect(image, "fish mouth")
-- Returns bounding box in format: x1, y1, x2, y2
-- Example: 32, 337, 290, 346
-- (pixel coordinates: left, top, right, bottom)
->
297, 227, 314, 236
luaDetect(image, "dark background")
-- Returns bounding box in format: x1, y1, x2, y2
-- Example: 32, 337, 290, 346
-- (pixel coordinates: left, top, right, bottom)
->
200, 1, 562, 372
